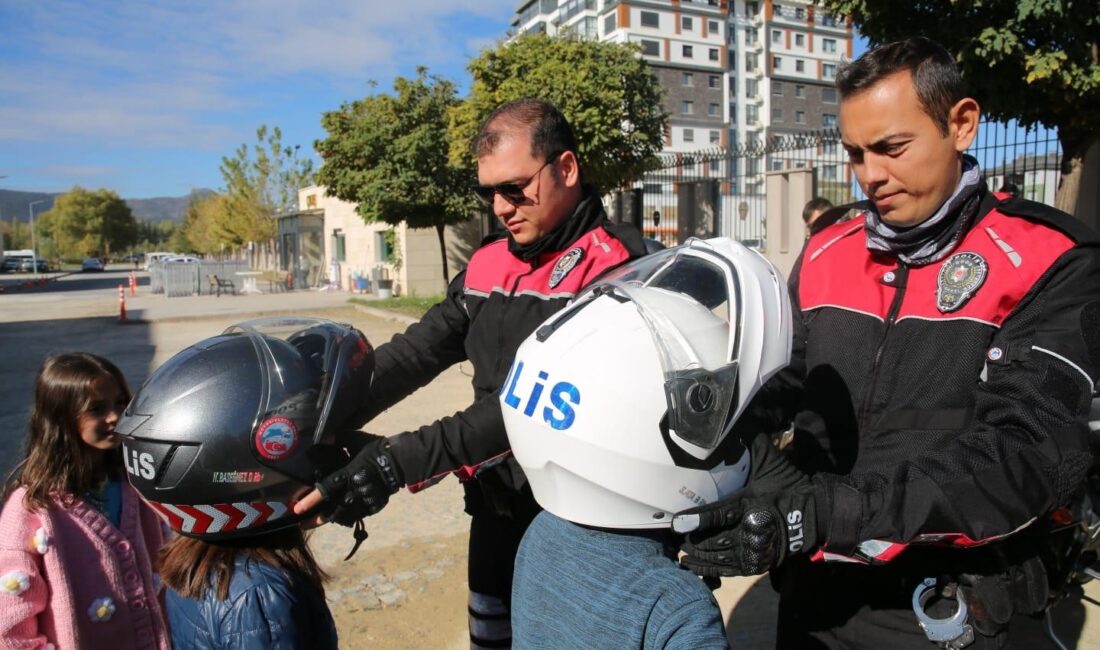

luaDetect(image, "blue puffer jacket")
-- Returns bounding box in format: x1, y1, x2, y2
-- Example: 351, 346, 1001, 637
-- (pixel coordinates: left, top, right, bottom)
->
165, 555, 337, 650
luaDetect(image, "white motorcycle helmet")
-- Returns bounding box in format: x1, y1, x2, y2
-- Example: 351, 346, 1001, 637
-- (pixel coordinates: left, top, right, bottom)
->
501, 237, 792, 529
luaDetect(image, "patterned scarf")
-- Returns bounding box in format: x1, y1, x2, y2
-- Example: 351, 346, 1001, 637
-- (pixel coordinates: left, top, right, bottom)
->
864, 155, 983, 266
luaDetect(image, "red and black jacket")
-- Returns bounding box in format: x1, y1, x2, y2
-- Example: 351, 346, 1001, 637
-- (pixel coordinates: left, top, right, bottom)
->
763, 189, 1100, 564
355, 192, 647, 507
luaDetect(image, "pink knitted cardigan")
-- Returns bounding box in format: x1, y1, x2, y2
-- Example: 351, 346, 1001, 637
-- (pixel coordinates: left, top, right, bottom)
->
0, 483, 170, 650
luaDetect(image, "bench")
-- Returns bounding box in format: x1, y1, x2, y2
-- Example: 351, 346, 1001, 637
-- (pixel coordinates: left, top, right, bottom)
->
261, 269, 290, 293
207, 274, 236, 297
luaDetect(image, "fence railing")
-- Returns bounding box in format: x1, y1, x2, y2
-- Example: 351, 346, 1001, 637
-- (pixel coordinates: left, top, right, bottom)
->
150, 260, 248, 297
619, 120, 1061, 249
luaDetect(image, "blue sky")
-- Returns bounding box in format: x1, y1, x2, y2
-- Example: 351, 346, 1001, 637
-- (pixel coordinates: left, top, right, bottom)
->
0, 0, 517, 199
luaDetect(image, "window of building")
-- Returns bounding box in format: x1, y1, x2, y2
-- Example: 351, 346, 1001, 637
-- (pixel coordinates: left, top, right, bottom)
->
823, 113, 837, 127
823, 38, 837, 53
746, 78, 758, 97
795, 6, 805, 19
604, 13, 616, 34
822, 87, 837, 103
746, 104, 759, 123
375, 231, 394, 264
643, 183, 661, 194
746, 1, 759, 17
682, 16, 693, 30
772, 56, 781, 70
746, 27, 758, 45
772, 5, 783, 17
795, 110, 805, 124
683, 128, 694, 142
729, 103, 737, 121
708, 19, 720, 34
708, 102, 720, 116
823, 140, 838, 154
772, 80, 783, 95
683, 44, 694, 58
710, 159, 721, 173
332, 229, 346, 262
823, 63, 837, 79
795, 33, 804, 47
708, 74, 721, 88
709, 48, 719, 61
771, 158, 785, 171
795, 84, 805, 97
682, 72, 694, 86
821, 164, 838, 181
821, 12, 838, 27
682, 100, 694, 114
640, 10, 659, 28
710, 130, 721, 144
795, 59, 805, 72
772, 107, 783, 121
771, 29, 782, 44
745, 53, 757, 71
640, 39, 660, 56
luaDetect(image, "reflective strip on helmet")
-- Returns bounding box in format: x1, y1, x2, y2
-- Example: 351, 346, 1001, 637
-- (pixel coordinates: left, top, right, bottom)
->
150, 501, 287, 535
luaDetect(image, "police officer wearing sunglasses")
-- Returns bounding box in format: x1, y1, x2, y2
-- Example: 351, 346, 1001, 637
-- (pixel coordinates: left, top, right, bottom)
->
295, 98, 648, 649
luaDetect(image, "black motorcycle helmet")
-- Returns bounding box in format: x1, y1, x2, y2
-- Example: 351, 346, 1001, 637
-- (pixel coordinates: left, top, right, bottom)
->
116, 317, 373, 539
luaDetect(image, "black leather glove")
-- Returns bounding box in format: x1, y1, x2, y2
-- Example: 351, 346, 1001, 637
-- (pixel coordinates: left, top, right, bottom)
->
316, 432, 403, 527
673, 432, 818, 577
956, 556, 1049, 637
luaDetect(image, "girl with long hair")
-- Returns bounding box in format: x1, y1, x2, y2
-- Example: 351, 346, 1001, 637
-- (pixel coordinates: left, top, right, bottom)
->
0, 352, 170, 649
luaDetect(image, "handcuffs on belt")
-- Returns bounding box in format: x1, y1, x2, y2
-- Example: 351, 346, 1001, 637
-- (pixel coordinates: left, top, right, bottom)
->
912, 577, 975, 649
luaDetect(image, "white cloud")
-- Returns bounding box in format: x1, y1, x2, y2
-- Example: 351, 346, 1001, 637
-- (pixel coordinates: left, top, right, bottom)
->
1, 0, 516, 148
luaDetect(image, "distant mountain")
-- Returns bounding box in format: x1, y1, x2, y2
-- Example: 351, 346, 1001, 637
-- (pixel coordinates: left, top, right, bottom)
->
0, 188, 216, 224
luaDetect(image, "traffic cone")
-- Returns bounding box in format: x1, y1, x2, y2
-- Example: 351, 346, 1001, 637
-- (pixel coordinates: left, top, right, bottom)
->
118, 285, 127, 323
129, 271, 136, 297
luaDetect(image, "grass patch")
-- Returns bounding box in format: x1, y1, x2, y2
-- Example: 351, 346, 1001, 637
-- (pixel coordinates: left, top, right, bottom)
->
349, 294, 442, 319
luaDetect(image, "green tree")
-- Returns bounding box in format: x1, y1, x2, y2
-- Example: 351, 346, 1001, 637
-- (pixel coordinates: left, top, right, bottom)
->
177, 191, 230, 255
448, 33, 668, 193
40, 187, 138, 259
316, 68, 473, 282
219, 125, 314, 247
820, 1, 1100, 214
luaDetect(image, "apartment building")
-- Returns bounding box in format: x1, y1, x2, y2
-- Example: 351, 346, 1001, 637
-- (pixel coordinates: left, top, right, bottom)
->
510, 0, 729, 153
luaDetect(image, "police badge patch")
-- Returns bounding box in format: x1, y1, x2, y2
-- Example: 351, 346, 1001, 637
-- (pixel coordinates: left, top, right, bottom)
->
936, 252, 988, 312
549, 247, 584, 289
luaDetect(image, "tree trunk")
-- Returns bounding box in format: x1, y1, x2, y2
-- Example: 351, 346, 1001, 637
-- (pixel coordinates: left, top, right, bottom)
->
1055, 134, 1100, 231
436, 222, 450, 284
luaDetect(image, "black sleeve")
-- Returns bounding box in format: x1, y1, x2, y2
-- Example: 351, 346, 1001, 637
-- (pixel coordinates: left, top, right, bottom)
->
817, 244, 1100, 554
350, 271, 470, 427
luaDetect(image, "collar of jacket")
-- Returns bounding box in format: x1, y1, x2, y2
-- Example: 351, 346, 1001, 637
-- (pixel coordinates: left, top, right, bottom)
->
507, 185, 606, 262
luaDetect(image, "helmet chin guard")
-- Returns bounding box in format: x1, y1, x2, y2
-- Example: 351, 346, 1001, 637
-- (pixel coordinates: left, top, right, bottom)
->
503, 237, 792, 529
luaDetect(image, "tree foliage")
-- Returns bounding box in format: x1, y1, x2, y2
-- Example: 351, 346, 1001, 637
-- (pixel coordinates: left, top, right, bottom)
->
820, 0, 1100, 212
219, 125, 314, 247
37, 187, 138, 259
315, 68, 473, 282
449, 33, 669, 193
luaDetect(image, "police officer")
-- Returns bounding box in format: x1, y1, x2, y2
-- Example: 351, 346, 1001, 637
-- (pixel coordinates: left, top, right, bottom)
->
673, 37, 1100, 648
294, 98, 648, 649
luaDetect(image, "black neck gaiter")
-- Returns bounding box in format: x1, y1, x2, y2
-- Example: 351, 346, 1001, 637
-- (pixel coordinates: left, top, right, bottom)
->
507, 186, 606, 262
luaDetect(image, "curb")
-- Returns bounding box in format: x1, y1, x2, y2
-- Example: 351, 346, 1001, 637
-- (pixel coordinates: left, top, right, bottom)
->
351, 302, 421, 327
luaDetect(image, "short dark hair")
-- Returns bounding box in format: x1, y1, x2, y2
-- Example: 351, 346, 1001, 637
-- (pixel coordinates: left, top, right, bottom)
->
835, 37, 966, 135
802, 196, 834, 224
472, 97, 579, 165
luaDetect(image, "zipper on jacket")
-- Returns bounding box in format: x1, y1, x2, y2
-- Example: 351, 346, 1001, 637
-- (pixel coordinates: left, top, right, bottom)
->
860, 262, 909, 423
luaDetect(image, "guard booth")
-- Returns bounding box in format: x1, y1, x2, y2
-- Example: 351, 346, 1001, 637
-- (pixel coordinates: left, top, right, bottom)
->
676, 180, 720, 242
276, 208, 324, 289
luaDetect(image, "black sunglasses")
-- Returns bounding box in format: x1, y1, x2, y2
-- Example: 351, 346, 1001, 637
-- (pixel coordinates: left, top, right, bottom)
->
471, 151, 564, 206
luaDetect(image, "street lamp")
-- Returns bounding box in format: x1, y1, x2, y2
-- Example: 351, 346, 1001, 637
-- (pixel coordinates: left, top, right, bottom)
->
29, 200, 45, 279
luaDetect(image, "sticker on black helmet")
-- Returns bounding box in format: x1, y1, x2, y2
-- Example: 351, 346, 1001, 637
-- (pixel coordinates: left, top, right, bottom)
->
255, 416, 299, 460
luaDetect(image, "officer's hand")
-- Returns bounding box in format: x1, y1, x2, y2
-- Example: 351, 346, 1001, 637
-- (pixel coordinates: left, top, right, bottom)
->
293, 433, 403, 527
672, 433, 817, 577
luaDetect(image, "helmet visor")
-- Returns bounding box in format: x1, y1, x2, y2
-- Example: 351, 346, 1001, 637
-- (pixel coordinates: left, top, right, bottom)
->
577, 240, 743, 451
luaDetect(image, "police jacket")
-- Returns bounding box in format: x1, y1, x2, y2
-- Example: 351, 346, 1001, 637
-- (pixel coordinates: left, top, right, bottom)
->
767, 188, 1100, 564
165, 556, 337, 650
357, 189, 647, 506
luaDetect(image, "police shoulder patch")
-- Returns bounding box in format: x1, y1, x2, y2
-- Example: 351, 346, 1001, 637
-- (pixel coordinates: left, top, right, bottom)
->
936, 252, 988, 313
549, 247, 584, 289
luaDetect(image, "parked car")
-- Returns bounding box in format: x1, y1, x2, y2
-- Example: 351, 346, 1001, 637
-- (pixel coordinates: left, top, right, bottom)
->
81, 258, 106, 272
164, 255, 201, 264
17, 258, 49, 273
2, 258, 23, 272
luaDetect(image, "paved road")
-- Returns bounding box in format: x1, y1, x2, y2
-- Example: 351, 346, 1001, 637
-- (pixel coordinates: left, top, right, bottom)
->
1, 274, 1097, 649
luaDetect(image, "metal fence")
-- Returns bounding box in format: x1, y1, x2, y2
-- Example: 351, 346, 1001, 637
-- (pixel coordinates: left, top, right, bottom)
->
617, 120, 1062, 249
150, 260, 248, 297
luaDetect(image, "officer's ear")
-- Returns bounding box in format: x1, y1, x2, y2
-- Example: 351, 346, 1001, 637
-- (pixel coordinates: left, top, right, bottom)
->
948, 97, 980, 152
556, 150, 581, 189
